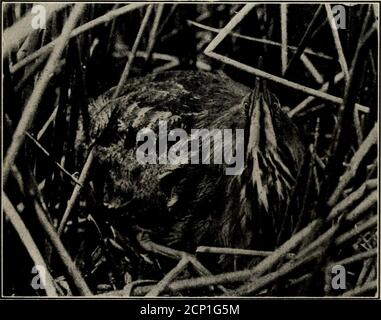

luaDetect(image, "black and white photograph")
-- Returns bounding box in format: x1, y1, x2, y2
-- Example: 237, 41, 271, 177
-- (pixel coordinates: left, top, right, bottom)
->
1, 1, 379, 302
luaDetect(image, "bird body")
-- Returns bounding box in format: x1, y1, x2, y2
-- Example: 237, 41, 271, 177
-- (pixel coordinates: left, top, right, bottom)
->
89, 70, 304, 267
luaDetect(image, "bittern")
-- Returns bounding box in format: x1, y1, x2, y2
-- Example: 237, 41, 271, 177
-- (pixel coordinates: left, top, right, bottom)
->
88, 70, 304, 278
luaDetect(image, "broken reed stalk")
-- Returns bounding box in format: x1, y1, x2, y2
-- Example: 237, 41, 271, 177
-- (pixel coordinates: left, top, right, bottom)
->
10, 3, 148, 73
113, 4, 153, 98
3, 193, 58, 296
3, 4, 85, 185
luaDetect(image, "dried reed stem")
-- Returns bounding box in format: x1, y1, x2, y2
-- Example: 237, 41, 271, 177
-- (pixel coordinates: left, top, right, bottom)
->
204, 3, 257, 53
196, 246, 295, 259
113, 5, 153, 98
205, 51, 369, 113
188, 20, 332, 60
325, 4, 350, 81
58, 149, 94, 235
280, 4, 288, 75
288, 72, 344, 118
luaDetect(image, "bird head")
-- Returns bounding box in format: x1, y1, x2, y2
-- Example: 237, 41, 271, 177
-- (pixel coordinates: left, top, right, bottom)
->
237, 75, 304, 242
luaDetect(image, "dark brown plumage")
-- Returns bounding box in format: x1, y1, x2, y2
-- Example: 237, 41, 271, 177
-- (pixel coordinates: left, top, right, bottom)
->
89, 70, 304, 271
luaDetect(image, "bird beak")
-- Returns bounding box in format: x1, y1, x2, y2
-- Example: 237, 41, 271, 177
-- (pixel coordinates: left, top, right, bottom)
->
246, 76, 277, 159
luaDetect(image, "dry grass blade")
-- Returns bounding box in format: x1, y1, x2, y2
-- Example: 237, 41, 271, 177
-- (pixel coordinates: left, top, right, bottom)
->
3, 193, 58, 296
3, 4, 86, 185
